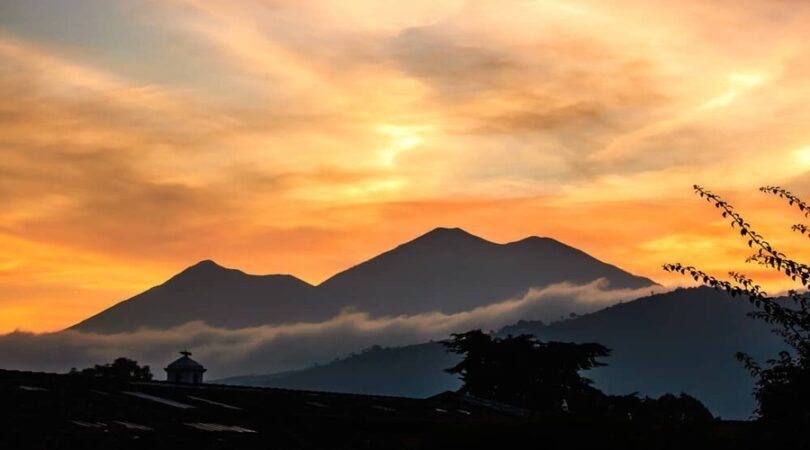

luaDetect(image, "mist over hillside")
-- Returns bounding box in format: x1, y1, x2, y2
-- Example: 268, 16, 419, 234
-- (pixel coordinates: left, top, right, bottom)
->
0, 277, 655, 380
220, 287, 784, 419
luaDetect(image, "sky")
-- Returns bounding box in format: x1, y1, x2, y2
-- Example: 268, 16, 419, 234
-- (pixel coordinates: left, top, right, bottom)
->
2, 0, 810, 333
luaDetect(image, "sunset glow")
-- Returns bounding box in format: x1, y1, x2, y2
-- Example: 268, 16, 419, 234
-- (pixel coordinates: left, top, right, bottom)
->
3, 0, 810, 332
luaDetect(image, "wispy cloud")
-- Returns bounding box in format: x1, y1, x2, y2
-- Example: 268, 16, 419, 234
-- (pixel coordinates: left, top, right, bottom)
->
2, 0, 810, 331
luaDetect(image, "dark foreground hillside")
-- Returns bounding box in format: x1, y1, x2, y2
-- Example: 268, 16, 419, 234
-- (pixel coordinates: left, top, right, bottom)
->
221, 287, 784, 419
1, 369, 804, 449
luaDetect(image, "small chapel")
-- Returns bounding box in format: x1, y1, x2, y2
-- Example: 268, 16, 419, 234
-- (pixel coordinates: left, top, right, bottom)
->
164, 350, 207, 384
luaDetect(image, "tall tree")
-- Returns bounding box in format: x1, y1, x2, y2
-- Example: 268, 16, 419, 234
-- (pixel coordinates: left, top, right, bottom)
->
443, 330, 609, 413
665, 185, 810, 421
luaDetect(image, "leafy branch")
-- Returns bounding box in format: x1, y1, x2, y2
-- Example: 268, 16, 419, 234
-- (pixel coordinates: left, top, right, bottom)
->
664, 185, 810, 421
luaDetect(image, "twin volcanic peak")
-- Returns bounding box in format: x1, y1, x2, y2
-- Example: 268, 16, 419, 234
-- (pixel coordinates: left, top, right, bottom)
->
70, 227, 656, 333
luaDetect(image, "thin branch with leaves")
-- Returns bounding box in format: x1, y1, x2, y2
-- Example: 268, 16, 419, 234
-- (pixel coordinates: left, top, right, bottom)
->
664, 185, 810, 421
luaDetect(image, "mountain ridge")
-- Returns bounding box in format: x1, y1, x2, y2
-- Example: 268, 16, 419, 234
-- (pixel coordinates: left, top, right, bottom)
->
70, 259, 319, 333
169, 259, 313, 286
70, 227, 657, 333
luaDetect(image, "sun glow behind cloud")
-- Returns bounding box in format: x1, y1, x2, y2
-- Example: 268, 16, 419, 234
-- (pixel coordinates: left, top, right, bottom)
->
2, 0, 810, 332
793, 146, 810, 169
377, 124, 433, 167
702, 72, 767, 110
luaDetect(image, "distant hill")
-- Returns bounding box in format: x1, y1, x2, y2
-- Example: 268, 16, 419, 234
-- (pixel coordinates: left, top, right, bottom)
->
222, 343, 459, 398
71, 227, 656, 333
219, 287, 785, 419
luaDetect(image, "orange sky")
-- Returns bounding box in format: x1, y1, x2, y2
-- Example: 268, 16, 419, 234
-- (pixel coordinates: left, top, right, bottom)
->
3, 0, 810, 333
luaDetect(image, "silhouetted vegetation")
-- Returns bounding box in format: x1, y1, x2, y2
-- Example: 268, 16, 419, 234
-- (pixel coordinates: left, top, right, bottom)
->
443, 330, 608, 413
665, 185, 810, 422
443, 330, 714, 423
603, 392, 714, 423
70, 357, 153, 381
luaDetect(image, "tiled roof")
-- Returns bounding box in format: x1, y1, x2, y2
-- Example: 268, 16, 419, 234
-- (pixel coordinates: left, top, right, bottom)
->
0, 369, 502, 449
0, 369, 761, 449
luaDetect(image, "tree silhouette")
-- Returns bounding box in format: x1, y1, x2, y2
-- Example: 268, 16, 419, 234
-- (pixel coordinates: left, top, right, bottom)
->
443, 330, 609, 413
665, 185, 810, 421
71, 357, 153, 381
645, 393, 715, 423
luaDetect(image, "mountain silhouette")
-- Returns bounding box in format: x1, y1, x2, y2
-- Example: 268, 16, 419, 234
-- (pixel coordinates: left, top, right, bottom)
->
219, 287, 784, 419
71, 260, 318, 333
71, 227, 655, 333
316, 227, 655, 316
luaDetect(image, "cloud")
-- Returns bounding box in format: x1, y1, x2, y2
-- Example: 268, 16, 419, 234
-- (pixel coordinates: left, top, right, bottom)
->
4, 0, 810, 333
0, 279, 665, 379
